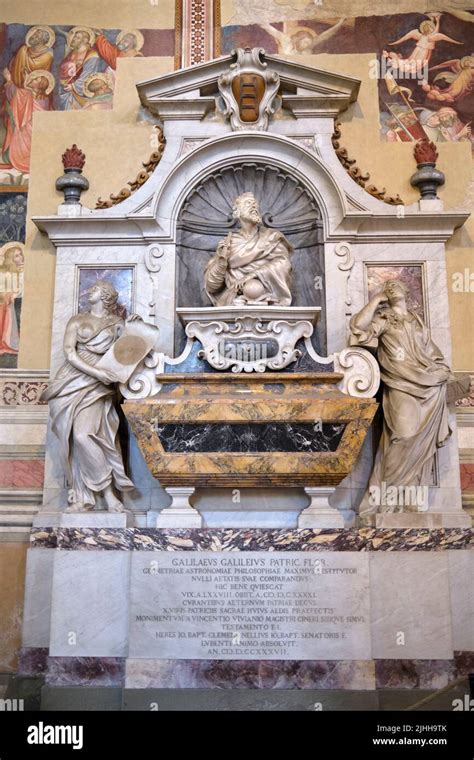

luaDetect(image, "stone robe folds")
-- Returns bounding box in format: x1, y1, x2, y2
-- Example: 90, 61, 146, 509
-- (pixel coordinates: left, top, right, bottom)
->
205, 227, 293, 306
42, 320, 134, 507
350, 308, 452, 517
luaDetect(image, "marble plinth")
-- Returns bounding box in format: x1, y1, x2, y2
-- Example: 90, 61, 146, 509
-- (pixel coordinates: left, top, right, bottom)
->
60, 512, 133, 528
123, 373, 377, 489
33, 512, 133, 528
155, 488, 202, 528
375, 512, 471, 529
298, 487, 344, 528
22, 527, 473, 686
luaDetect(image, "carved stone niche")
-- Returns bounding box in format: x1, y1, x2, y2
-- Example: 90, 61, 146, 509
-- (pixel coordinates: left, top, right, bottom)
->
176, 162, 325, 356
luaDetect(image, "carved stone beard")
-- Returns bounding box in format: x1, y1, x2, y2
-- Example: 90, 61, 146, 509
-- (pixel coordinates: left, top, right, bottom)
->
238, 209, 262, 227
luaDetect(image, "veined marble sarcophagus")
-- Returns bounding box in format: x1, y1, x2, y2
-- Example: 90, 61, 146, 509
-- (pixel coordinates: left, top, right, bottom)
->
123, 371, 377, 489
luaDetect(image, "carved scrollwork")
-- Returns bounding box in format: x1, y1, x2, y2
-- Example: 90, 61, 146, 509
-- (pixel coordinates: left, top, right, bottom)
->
95, 127, 165, 209
332, 122, 404, 207
120, 350, 165, 399
334, 347, 380, 398
335, 241, 354, 322
145, 243, 164, 319
186, 316, 314, 373
334, 241, 354, 272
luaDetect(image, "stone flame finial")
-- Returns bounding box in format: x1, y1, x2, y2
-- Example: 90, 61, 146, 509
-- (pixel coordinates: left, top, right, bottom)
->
413, 138, 438, 166
410, 137, 444, 201
61, 144, 86, 171
56, 144, 89, 205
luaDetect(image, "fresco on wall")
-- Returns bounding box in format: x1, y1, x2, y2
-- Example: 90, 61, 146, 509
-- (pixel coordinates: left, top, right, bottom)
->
0, 20, 172, 367
222, 9, 474, 150
0, 240, 24, 367
0, 22, 174, 185
0, 191, 26, 368
0, 191, 27, 243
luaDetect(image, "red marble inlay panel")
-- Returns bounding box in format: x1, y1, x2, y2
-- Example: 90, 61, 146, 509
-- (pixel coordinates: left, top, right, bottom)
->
460, 464, 474, 492
0, 459, 44, 488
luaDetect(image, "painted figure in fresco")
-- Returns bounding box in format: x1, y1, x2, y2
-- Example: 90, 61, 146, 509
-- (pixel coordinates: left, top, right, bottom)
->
422, 55, 474, 104
0, 26, 55, 172
422, 107, 472, 145
95, 29, 144, 69
260, 18, 345, 55
383, 13, 462, 77
81, 73, 114, 110
205, 193, 293, 307
42, 280, 140, 512
1, 69, 54, 174
58, 27, 102, 110
350, 279, 453, 523
5, 25, 55, 88
0, 245, 24, 355
383, 105, 426, 142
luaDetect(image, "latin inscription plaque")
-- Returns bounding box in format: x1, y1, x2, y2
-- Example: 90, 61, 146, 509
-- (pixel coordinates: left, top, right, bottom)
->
129, 551, 371, 659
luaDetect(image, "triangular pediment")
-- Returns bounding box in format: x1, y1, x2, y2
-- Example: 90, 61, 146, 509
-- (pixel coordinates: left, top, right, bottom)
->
137, 48, 360, 122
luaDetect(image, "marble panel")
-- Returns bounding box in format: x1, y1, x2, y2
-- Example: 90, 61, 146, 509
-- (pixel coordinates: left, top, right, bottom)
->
125, 658, 375, 690
49, 550, 130, 657
22, 548, 55, 649
447, 550, 474, 652
370, 552, 453, 660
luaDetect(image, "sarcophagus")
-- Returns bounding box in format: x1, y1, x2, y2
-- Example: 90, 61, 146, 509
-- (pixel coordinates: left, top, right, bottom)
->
123, 372, 377, 488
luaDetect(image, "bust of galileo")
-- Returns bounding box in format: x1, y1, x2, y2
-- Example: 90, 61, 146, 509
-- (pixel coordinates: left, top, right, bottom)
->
204, 192, 293, 306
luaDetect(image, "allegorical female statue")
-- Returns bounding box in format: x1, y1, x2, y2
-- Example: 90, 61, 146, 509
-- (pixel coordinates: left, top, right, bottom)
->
42, 280, 140, 513
204, 192, 293, 306
350, 278, 453, 523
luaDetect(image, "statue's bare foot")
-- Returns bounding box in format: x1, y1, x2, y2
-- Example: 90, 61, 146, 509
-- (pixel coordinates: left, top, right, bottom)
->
65, 501, 94, 513
103, 485, 125, 513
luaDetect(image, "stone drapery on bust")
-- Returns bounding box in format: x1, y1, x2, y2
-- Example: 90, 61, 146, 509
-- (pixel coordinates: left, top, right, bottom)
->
350, 278, 453, 523
204, 192, 293, 306
42, 280, 141, 513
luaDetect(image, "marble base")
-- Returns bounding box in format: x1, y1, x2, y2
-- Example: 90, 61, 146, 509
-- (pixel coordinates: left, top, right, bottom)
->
33, 511, 133, 528
155, 487, 202, 528
125, 658, 375, 690
375, 512, 472, 529
298, 487, 344, 528
59, 512, 133, 528
17, 649, 473, 694
46, 656, 125, 687
21, 528, 473, 682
